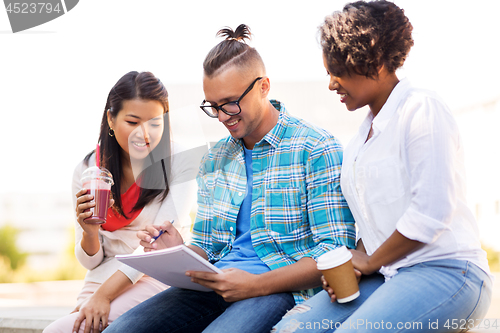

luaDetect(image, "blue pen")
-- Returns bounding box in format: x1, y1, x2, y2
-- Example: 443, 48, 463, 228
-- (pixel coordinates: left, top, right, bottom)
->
149, 220, 174, 244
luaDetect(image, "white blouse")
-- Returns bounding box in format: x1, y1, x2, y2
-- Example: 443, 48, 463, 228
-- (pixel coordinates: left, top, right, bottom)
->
72, 142, 198, 284
340, 78, 491, 280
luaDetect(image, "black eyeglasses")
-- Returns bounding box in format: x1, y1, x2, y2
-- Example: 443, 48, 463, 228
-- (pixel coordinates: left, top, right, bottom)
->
200, 77, 263, 118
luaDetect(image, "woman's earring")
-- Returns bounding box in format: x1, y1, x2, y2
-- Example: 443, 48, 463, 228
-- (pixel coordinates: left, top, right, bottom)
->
109, 128, 115, 137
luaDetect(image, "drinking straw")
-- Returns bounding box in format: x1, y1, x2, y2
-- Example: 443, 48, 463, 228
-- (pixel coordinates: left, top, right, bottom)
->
96, 143, 100, 167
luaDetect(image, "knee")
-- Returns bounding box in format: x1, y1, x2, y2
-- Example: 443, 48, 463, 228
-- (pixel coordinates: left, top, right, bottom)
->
42, 321, 61, 333
271, 304, 312, 333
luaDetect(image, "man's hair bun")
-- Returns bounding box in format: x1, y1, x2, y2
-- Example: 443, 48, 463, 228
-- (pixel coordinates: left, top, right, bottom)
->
217, 24, 251, 43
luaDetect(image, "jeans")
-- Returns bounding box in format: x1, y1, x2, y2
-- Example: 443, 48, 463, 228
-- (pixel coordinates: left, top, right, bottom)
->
273, 260, 492, 333
103, 287, 295, 333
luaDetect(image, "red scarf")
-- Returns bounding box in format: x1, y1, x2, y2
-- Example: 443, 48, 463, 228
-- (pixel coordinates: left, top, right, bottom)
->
102, 182, 143, 232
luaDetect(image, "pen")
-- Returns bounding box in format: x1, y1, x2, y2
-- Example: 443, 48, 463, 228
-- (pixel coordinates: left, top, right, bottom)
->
149, 220, 174, 244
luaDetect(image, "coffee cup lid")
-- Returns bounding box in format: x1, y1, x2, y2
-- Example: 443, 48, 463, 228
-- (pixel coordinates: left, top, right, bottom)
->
316, 246, 352, 270
81, 166, 114, 185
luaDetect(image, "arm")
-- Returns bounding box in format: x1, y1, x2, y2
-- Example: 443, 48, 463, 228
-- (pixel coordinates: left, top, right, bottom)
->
257, 257, 322, 293
72, 271, 133, 333
395, 97, 460, 244
188, 257, 321, 303
350, 231, 423, 275
187, 244, 209, 260
303, 136, 357, 259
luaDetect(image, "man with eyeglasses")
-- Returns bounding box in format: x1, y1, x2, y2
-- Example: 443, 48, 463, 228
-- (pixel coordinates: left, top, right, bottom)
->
104, 24, 355, 333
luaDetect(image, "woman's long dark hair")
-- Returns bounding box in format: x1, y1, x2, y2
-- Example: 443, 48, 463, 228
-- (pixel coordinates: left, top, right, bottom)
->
85, 71, 171, 218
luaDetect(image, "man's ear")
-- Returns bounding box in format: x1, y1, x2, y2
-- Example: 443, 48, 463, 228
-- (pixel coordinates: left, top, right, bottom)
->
260, 76, 271, 99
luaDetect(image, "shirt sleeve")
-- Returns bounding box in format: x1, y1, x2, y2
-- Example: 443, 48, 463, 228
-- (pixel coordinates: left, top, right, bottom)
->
396, 95, 459, 243
72, 155, 105, 270
305, 136, 357, 260
117, 246, 145, 284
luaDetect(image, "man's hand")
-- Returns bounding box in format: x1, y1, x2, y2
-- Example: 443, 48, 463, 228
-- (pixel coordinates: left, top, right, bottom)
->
321, 269, 362, 302
186, 268, 262, 303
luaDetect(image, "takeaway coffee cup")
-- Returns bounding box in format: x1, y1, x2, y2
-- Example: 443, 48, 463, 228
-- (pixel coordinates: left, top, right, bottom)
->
81, 166, 114, 224
317, 246, 360, 303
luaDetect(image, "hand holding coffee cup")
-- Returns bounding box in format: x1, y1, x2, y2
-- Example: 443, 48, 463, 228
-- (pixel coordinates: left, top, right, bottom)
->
317, 246, 360, 303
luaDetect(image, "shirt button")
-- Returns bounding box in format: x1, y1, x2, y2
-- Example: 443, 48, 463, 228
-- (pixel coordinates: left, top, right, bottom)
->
238, 192, 243, 196
230, 227, 234, 232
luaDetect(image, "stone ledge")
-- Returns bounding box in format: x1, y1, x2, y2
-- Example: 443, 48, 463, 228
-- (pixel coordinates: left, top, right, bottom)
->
0, 318, 52, 333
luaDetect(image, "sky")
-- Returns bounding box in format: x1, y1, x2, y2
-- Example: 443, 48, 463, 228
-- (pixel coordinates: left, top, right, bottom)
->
1, 0, 499, 195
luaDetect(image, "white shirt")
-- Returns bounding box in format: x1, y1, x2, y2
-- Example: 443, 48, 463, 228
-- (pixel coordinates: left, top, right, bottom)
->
341, 78, 491, 280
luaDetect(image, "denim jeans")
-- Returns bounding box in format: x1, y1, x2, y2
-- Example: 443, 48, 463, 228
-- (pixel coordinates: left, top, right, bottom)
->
102, 287, 295, 333
272, 260, 492, 333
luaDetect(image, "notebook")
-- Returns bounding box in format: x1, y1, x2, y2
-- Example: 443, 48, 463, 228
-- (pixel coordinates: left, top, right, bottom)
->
116, 245, 223, 292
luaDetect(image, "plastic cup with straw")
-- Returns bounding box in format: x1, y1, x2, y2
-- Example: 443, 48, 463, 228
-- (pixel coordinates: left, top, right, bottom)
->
80, 143, 114, 224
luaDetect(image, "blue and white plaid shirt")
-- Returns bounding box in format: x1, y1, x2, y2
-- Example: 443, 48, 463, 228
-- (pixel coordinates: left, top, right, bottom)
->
191, 100, 356, 303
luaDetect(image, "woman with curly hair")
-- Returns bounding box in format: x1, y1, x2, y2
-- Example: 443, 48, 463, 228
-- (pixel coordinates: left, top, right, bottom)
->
272, 1, 492, 332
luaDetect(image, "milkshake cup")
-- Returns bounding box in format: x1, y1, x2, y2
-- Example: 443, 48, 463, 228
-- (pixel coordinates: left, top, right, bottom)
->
317, 246, 360, 303
81, 166, 114, 224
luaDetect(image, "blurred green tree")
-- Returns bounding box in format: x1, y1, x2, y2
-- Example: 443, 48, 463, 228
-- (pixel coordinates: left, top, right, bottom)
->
0, 224, 27, 270
51, 226, 86, 281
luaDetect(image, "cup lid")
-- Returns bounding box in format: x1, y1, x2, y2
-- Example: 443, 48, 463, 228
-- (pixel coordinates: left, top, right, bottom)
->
316, 246, 352, 270
81, 166, 114, 185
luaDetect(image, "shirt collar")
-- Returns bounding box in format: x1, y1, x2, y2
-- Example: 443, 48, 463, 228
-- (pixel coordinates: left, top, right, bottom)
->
227, 99, 287, 150
262, 100, 288, 149
371, 78, 411, 134
357, 107, 374, 139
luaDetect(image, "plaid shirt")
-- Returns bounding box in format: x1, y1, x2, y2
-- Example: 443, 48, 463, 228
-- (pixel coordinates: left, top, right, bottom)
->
191, 100, 355, 303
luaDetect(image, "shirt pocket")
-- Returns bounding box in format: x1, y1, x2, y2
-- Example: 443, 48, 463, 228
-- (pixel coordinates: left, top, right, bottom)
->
210, 219, 233, 256
363, 157, 405, 205
265, 187, 304, 234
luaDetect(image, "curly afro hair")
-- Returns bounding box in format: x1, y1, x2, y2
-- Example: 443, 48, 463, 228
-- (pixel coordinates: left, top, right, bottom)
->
319, 0, 414, 78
